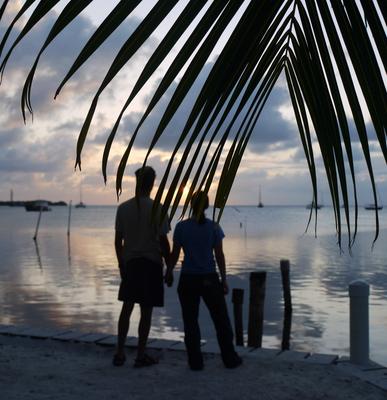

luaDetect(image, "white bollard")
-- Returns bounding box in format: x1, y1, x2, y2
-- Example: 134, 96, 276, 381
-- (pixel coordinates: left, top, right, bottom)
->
349, 280, 370, 365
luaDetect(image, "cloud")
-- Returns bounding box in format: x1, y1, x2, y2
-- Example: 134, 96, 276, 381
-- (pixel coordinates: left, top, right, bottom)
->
246, 84, 299, 152
0, 127, 24, 147
0, 132, 74, 173
1, 5, 157, 116
100, 66, 299, 159
0, 7, 159, 203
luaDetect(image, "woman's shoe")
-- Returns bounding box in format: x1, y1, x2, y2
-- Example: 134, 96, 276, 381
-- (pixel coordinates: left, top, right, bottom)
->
189, 362, 204, 371
133, 353, 159, 368
224, 354, 242, 369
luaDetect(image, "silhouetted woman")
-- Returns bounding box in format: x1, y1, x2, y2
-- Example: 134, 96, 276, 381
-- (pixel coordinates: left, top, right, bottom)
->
165, 191, 242, 370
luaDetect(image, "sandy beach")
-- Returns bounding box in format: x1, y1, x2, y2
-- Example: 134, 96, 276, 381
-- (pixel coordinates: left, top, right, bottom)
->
0, 334, 385, 400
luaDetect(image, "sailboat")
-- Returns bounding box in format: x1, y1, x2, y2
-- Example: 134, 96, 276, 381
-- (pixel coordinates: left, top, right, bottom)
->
306, 192, 323, 209
364, 189, 383, 210
364, 204, 383, 210
257, 185, 264, 208
306, 201, 322, 210
75, 185, 86, 208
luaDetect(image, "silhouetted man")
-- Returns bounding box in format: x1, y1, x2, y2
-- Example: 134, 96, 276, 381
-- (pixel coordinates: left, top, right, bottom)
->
113, 166, 170, 367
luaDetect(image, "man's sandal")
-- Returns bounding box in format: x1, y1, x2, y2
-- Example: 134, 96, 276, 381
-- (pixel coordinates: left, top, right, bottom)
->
133, 354, 158, 368
112, 354, 126, 367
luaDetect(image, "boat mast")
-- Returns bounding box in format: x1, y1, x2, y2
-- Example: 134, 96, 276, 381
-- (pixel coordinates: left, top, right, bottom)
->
258, 185, 263, 208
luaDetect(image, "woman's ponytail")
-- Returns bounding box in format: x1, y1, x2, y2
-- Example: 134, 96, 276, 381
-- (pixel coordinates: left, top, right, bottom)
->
191, 191, 209, 225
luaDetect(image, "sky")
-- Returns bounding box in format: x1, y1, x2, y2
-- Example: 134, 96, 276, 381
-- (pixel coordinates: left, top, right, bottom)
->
0, 1, 385, 206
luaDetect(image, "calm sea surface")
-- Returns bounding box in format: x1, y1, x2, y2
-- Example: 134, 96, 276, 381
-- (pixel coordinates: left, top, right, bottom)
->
0, 205, 386, 365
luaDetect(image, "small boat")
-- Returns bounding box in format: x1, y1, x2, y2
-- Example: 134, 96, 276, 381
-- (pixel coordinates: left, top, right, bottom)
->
364, 189, 383, 210
25, 200, 51, 212
306, 192, 324, 209
75, 201, 86, 209
75, 184, 86, 208
257, 185, 264, 208
306, 202, 323, 210
364, 204, 383, 210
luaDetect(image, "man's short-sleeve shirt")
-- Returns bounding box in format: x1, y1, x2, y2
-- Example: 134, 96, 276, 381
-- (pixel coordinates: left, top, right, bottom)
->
115, 197, 169, 264
173, 217, 224, 274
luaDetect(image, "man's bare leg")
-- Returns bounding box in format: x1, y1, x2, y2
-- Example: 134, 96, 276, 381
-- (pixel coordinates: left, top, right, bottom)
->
137, 305, 153, 359
116, 301, 134, 358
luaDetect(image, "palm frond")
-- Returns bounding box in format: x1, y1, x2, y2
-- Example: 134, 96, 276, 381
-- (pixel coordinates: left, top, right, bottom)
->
21, 0, 93, 121
285, 63, 317, 236
102, 0, 209, 183
0, 0, 59, 81
76, 0, 180, 171
0, 0, 385, 246
54, 0, 142, 99
0, 0, 36, 63
360, 0, 387, 72
116, 0, 247, 196
0, 0, 9, 22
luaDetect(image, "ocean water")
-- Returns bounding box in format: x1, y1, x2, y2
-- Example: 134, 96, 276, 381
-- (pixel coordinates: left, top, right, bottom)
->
0, 205, 386, 365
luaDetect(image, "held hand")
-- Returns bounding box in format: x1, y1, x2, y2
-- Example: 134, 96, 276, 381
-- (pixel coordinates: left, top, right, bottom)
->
118, 262, 125, 279
164, 270, 174, 287
119, 263, 125, 280
222, 280, 229, 295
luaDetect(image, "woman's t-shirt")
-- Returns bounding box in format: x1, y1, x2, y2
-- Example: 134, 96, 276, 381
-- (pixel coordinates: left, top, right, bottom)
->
173, 217, 224, 274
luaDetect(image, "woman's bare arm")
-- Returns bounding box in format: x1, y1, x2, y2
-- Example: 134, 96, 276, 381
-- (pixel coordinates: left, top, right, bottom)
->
214, 241, 229, 295
164, 242, 181, 287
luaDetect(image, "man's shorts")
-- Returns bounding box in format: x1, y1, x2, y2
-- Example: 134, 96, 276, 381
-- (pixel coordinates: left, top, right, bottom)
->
118, 257, 164, 307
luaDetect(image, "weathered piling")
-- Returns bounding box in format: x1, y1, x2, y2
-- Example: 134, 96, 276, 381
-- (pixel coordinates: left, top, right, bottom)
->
280, 259, 292, 350
33, 208, 43, 241
349, 280, 370, 365
247, 271, 266, 348
280, 259, 292, 313
67, 200, 72, 236
232, 288, 244, 346
34, 239, 42, 269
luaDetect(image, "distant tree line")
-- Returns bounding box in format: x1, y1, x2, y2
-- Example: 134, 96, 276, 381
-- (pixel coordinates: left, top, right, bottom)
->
0, 200, 67, 207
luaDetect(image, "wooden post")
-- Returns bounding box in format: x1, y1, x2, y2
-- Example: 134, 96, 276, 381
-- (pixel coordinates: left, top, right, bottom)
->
280, 259, 292, 350
281, 309, 292, 350
67, 200, 72, 236
232, 288, 244, 346
280, 259, 292, 313
34, 240, 42, 269
33, 208, 43, 241
247, 271, 266, 347
67, 234, 72, 267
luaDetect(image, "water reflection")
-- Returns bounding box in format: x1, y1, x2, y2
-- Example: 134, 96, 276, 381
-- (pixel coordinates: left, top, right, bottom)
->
281, 310, 292, 350
0, 206, 386, 365
67, 235, 72, 268
34, 240, 43, 270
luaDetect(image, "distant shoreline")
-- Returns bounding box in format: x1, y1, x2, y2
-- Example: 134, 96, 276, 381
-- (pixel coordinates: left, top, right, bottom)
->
0, 202, 314, 208
0, 203, 380, 208
0, 200, 67, 207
